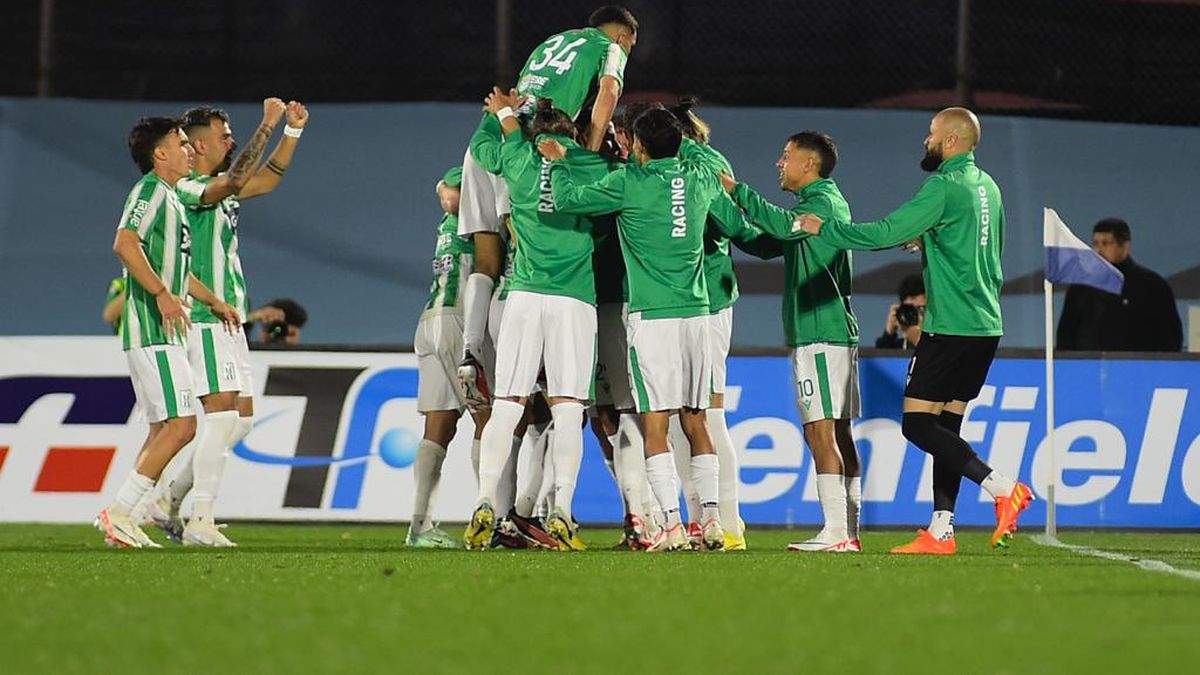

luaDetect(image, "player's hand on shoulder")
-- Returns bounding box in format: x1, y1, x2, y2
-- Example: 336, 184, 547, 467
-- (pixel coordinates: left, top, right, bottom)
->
795, 213, 823, 235
537, 139, 567, 161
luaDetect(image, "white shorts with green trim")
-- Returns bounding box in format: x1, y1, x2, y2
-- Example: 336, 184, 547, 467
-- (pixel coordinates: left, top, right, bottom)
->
709, 306, 733, 395
232, 329, 254, 395
186, 323, 245, 398
127, 343, 195, 423
457, 148, 510, 236
493, 291, 597, 400
791, 343, 861, 424
414, 311, 467, 413
626, 312, 712, 413
593, 302, 633, 410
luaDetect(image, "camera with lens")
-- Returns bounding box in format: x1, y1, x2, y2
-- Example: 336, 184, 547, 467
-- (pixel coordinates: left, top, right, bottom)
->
264, 321, 290, 344
896, 303, 923, 328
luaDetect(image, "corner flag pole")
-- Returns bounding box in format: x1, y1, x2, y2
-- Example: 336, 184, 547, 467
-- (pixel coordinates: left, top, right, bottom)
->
1043, 278, 1057, 538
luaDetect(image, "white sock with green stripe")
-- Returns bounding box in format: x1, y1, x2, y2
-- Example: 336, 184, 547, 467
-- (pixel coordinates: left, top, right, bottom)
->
706, 408, 742, 536
476, 399, 523, 508
646, 452, 682, 528
550, 402, 585, 521
411, 439, 447, 533
191, 410, 239, 525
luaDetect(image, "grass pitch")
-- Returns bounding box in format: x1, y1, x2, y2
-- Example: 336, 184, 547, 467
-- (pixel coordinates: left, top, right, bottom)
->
1, 524, 1197, 674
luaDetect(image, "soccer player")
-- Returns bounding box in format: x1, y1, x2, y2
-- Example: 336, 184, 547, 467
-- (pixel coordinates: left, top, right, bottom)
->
97, 116, 240, 548
542, 106, 761, 551
720, 131, 864, 552
797, 107, 1034, 554
455, 6, 638, 410
407, 167, 490, 548
461, 91, 611, 551
146, 98, 302, 546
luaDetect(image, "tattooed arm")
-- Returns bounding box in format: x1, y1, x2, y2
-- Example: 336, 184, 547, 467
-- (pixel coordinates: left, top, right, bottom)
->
238, 101, 309, 200
194, 97, 286, 205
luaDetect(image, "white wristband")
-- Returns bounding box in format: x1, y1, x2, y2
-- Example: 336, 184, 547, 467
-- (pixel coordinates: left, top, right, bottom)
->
283, 125, 303, 138
497, 107, 515, 122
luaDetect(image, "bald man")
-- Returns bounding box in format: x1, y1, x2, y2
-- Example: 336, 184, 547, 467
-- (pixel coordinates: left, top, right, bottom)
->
797, 107, 1033, 555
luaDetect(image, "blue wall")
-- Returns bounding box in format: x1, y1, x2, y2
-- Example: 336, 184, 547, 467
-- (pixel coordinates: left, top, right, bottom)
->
1, 98, 1196, 346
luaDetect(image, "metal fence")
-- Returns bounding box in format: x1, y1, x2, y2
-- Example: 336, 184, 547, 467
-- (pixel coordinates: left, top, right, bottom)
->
3, 0, 1198, 125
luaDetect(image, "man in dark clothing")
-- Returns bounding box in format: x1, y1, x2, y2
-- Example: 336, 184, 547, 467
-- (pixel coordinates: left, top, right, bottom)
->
1057, 218, 1183, 352
876, 273, 926, 349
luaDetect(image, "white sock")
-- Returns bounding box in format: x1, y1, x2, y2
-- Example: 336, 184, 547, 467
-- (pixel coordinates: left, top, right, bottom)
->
980, 471, 1017, 500
607, 434, 628, 512
495, 435, 521, 515
929, 510, 955, 540
476, 399, 523, 507
707, 408, 741, 535
470, 439, 481, 480
231, 415, 253, 443
646, 452, 682, 528
536, 439, 556, 517
667, 416, 698, 522
461, 273, 495, 355
550, 402, 585, 520
515, 422, 551, 517
816, 473, 849, 539
845, 475, 862, 540
191, 410, 239, 525
167, 444, 196, 517
411, 439, 447, 533
690, 453, 720, 523
112, 470, 155, 515
616, 413, 652, 520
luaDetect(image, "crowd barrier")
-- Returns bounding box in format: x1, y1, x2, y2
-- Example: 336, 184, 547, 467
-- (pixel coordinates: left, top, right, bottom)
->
1, 337, 1197, 528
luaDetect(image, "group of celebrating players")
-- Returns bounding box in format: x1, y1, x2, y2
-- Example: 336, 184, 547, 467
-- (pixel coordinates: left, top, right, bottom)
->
409, 5, 1034, 554
96, 4, 1035, 554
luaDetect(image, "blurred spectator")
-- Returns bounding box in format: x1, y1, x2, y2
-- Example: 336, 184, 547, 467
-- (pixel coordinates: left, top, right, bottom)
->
1057, 218, 1182, 352
875, 273, 925, 349
103, 275, 125, 335
252, 298, 308, 346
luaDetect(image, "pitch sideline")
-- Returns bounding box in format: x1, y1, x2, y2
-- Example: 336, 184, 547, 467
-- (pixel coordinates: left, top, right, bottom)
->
1032, 534, 1200, 582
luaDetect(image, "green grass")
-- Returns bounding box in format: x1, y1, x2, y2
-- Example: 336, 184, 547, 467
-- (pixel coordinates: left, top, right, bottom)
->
2, 525, 1198, 674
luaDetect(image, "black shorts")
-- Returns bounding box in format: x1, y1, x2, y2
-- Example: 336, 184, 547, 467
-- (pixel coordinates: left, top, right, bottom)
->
905, 333, 1000, 403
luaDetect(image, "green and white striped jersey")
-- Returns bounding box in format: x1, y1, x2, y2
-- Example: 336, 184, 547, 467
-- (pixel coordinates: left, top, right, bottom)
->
116, 172, 192, 350
176, 172, 248, 324
423, 212, 474, 316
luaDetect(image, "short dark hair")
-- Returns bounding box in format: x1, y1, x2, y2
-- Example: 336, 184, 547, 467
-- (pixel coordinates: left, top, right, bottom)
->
588, 5, 638, 33
668, 96, 710, 144
787, 131, 838, 178
632, 105, 683, 159
898, 273, 926, 302
128, 116, 182, 174
268, 298, 308, 328
180, 106, 230, 137
1093, 217, 1131, 243
613, 101, 654, 133
528, 98, 580, 142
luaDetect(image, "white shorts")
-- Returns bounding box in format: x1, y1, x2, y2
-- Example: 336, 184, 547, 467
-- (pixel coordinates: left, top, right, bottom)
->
791, 344, 861, 424
414, 312, 467, 413
493, 291, 597, 400
457, 148, 510, 237
708, 307, 733, 396
187, 323, 247, 397
594, 302, 633, 410
626, 312, 712, 413
233, 329, 254, 395
127, 344, 196, 423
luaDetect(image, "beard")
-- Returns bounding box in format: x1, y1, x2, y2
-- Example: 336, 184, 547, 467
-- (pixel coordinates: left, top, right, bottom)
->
920, 145, 943, 172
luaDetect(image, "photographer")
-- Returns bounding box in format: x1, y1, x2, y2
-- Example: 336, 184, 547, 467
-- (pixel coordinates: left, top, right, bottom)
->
251, 298, 308, 346
876, 273, 926, 349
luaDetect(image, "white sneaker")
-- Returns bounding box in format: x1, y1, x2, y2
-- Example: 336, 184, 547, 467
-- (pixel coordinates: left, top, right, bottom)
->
647, 523, 689, 552
700, 517, 725, 551
94, 508, 141, 548
787, 530, 853, 553
129, 523, 162, 548
183, 519, 238, 547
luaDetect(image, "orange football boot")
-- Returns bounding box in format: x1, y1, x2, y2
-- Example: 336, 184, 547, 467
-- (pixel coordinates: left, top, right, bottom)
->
991, 482, 1035, 548
890, 529, 956, 555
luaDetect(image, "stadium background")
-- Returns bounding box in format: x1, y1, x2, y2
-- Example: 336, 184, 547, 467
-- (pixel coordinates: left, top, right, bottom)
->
0, 0, 1198, 529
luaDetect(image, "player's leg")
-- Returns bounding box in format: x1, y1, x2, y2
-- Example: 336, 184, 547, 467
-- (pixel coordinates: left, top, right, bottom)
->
667, 413, 701, 544
98, 346, 196, 548
464, 291, 542, 549
835, 419, 862, 550
678, 314, 723, 550
707, 306, 744, 548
